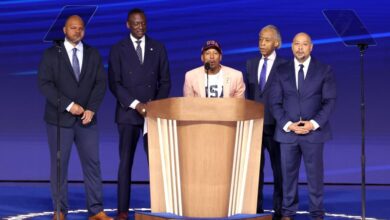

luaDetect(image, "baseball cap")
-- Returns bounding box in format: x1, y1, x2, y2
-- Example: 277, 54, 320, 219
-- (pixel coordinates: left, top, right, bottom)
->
201, 40, 222, 54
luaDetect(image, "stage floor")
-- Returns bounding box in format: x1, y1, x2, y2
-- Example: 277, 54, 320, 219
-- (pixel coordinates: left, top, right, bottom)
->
0, 183, 388, 220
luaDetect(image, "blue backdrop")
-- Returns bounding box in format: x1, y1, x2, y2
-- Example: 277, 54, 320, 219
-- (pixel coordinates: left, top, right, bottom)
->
0, 0, 389, 184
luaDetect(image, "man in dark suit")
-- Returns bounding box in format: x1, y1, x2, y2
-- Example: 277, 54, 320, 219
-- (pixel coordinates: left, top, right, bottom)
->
108, 8, 171, 220
38, 15, 112, 220
269, 32, 337, 220
245, 25, 286, 220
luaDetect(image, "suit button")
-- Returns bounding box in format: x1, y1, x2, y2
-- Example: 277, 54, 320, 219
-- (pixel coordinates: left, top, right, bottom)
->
147, 85, 151, 88
129, 71, 132, 74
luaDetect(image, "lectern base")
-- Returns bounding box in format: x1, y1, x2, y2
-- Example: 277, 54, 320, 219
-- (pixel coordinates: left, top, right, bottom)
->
135, 212, 272, 220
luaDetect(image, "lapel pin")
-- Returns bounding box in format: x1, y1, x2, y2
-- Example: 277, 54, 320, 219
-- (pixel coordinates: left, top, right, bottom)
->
150, 48, 153, 51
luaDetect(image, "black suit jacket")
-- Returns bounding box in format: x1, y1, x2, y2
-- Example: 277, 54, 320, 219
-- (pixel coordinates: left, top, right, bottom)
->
245, 56, 287, 134
108, 35, 171, 125
38, 42, 106, 127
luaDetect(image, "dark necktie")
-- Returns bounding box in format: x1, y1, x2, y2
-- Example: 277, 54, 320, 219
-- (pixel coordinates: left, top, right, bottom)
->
72, 48, 80, 81
258, 58, 268, 91
136, 40, 142, 64
298, 64, 304, 92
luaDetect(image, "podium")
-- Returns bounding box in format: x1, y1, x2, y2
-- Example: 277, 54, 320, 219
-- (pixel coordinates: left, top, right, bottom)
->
137, 97, 270, 220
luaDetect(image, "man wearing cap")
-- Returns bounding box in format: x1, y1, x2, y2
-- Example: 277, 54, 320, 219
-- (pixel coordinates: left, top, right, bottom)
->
183, 40, 245, 98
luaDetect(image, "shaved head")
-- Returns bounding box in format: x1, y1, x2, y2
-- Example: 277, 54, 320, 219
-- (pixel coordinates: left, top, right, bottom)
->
63, 15, 85, 46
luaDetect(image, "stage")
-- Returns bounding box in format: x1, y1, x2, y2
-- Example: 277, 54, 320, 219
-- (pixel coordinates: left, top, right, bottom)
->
0, 183, 388, 220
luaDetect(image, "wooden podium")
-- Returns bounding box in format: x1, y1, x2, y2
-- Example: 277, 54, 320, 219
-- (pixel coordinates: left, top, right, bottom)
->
137, 97, 270, 220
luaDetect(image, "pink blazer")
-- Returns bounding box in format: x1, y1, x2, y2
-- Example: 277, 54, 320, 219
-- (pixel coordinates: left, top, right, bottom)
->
183, 65, 245, 98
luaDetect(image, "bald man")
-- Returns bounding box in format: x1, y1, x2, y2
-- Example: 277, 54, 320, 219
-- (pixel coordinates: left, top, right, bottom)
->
269, 32, 336, 220
38, 15, 112, 220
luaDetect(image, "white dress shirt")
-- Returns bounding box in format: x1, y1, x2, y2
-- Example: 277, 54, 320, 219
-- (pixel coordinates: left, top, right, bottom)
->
64, 38, 83, 112
283, 56, 319, 132
258, 50, 276, 83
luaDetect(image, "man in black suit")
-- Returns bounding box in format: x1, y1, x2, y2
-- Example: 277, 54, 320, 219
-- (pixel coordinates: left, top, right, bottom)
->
245, 25, 286, 220
108, 8, 171, 220
38, 15, 112, 220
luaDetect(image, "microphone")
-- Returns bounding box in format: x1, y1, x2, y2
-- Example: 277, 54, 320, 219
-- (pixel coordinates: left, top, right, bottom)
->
204, 62, 211, 71
54, 39, 64, 53
204, 62, 210, 97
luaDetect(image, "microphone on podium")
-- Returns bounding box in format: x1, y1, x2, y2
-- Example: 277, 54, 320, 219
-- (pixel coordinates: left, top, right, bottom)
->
204, 62, 211, 97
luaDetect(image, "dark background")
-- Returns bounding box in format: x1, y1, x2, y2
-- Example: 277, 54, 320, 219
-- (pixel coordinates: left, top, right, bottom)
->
0, 0, 389, 184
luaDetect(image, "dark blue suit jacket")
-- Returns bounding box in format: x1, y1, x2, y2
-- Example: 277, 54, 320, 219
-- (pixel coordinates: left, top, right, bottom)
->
269, 58, 337, 143
108, 35, 171, 125
245, 56, 287, 134
38, 42, 106, 127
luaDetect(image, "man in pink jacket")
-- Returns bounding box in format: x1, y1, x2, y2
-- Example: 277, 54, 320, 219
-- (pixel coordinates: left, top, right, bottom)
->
183, 40, 245, 98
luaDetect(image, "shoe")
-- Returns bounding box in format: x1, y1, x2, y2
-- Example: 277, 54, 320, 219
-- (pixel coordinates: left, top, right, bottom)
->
116, 211, 128, 220
52, 212, 65, 220
89, 211, 113, 220
281, 217, 293, 220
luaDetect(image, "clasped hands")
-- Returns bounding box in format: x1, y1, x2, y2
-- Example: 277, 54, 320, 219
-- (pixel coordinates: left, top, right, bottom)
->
69, 103, 95, 125
288, 120, 314, 135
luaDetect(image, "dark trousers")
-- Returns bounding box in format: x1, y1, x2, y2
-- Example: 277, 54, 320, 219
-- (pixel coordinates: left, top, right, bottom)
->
46, 123, 103, 216
117, 123, 148, 212
280, 139, 324, 219
257, 127, 283, 217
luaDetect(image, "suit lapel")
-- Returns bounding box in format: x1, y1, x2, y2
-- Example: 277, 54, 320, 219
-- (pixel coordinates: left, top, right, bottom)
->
288, 61, 298, 93
299, 58, 316, 95
143, 37, 152, 67
61, 43, 78, 82
79, 44, 88, 82
262, 57, 279, 92
198, 68, 206, 97
222, 67, 231, 98
123, 37, 140, 65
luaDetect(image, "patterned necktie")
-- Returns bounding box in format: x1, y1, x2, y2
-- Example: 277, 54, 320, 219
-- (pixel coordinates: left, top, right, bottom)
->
258, 58, 268, 91
136, 40, 142, 64
72, 48, 80, 81
298, 64, 304, 92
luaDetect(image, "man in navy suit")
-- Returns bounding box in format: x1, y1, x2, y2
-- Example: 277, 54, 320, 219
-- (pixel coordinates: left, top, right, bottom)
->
108, 8, 171, 220
269, 32, 336, 220
245, 25, 286, 220
38, 15, 112, 220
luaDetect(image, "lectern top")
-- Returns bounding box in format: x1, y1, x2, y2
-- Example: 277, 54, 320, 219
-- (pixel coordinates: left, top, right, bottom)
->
146, 97, 264, 121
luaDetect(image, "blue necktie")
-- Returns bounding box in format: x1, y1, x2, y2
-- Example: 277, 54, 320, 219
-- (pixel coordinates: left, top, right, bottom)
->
298, 64, 304, 92
136, 40, 143, 64
72, 48, 80, 81
258, 58, 268, 91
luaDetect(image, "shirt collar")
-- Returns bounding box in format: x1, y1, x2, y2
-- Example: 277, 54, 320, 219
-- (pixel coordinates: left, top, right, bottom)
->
130, 34, 145, 43
294, 56, 311, 69
64, 38, 83, 52
262, 50, 276, 61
